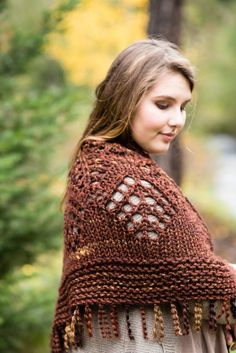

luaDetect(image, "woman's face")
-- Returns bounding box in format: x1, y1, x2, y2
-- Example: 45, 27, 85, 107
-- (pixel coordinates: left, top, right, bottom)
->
130, 71, 192, 155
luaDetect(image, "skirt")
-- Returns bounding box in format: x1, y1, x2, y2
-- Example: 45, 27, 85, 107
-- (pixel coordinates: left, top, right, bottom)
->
74, 304, 228, 353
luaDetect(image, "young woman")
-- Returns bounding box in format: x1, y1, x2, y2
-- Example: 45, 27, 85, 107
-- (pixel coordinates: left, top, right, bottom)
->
50, 38, 236, 353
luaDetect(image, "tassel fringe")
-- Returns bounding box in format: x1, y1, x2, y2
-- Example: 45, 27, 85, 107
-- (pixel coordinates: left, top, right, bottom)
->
216, 300, 227, 321
125, 304, 135, 340
140, 305, 149, 339
152, 304, 165, 342
84, 303, 93, 337
194, 301, 203, 332
110, 305, 120, 337
224, 301, 231, 331
64, 308, 82, 352
182, 303, 190, 336
171, 303, 183, 336
53, 299, 236, 353
230, 298, 236, 319
208, 300, 217, 331
98, 304, 112, 338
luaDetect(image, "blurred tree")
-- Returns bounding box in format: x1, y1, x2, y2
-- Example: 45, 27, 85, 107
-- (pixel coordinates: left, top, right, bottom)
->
46, 0, 147, 85
184, 0, 236, 137
147, 0, 185, 185
45, 0, 236, 137
0, 1, 88, 351
0, 0, 7, 11
0, 0, 80, 77
0, 81, 83, 276
0, 0, 81, 278
148, 0, 183, 45
0, 254, 62, 353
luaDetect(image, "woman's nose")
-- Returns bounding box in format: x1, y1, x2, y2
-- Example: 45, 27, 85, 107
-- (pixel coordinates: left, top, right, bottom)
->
168, 109, 185, 127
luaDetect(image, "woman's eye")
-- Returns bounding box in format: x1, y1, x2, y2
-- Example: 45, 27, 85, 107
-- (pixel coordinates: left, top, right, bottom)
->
156, 103, 169, 110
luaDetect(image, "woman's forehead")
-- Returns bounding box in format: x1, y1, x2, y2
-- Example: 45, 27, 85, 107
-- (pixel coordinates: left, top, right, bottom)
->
148, 72, 192, 101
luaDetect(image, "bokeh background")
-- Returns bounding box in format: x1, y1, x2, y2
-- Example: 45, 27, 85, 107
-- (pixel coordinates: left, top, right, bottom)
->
1, 0, 236, 351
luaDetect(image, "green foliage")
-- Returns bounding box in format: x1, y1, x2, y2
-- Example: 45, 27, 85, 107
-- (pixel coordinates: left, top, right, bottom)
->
184, 0, 236, 136
0, 77, 84, 277
0, 0, 79, 76
0, 0, 83, 275
197, 17, 236, 135
0, 67, 91, 349
0, 1, 92, 352
0, 251, 62, 353
0, 0, 7, 11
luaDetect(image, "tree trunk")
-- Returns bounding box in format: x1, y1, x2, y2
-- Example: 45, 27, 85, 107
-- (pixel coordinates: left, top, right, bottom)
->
147, 0, 184, 185
148, 0, 184, 45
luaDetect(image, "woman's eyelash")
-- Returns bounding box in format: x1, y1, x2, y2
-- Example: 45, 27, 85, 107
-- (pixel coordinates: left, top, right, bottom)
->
156, 102, 187, 111
156, 103, 169, 110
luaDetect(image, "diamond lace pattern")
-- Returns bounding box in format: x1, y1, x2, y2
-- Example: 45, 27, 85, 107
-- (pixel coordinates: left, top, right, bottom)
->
106, 177, 175, 240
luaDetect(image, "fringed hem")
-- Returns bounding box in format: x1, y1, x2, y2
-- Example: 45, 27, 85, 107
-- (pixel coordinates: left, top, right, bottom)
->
51, 299, 236, 353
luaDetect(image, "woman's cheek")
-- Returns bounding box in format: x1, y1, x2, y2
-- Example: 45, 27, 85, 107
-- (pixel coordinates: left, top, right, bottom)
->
145, 113, 166, 130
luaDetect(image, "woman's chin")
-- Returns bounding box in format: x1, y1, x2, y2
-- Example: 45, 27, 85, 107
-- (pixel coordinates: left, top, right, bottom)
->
147, 142, 171, 155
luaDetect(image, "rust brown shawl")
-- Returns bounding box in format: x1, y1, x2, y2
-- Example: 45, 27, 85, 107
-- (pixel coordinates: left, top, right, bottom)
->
50, 138, 236, 353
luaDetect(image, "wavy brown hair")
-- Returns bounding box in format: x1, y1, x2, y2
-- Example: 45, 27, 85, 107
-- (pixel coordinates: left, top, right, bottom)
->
60, 37, 195, 210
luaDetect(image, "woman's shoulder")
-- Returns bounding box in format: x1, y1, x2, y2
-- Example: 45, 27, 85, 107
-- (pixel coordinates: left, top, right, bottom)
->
66, 138, 162, 207
79, 138, 154, 175
70, 138, 190, 208
81, 138, 150, 160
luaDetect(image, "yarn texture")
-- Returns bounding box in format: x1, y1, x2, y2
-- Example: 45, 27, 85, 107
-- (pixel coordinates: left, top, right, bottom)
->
50, 138, 236, 353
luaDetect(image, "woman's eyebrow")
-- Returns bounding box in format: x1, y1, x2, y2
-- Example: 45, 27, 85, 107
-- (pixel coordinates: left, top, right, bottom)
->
153, 95, 192, 103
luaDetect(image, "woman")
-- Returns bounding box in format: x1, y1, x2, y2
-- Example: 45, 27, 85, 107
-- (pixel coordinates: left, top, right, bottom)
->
50, 38, 236, 353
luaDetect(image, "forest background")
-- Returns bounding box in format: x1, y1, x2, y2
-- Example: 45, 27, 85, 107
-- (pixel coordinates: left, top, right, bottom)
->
1, 0, 236, 352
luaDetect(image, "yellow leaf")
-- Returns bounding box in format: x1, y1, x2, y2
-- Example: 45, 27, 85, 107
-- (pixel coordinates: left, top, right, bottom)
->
46, 0, 148, 86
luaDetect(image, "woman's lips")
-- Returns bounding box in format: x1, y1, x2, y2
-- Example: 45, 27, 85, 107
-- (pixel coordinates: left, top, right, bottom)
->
159, 132, 175, 141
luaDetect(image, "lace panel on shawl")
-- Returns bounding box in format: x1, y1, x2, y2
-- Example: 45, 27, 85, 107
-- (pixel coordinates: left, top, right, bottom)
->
106, 176, 175, 240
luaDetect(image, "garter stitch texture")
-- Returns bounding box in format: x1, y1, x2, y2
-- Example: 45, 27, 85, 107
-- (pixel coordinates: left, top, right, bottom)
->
50, 138, 236, 353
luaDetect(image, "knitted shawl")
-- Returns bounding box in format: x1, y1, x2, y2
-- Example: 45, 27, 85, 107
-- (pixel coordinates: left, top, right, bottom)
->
51, 138, 236, 353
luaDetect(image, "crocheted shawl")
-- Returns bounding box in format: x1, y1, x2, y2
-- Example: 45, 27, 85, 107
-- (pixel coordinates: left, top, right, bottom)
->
51, 138, 236, 353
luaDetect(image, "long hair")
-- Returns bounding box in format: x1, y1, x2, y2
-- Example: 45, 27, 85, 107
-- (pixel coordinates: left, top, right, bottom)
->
60, 37, 195, 210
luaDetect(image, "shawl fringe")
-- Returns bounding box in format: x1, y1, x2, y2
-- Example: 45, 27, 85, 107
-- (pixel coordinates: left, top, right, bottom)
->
51, 299, 236, 353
